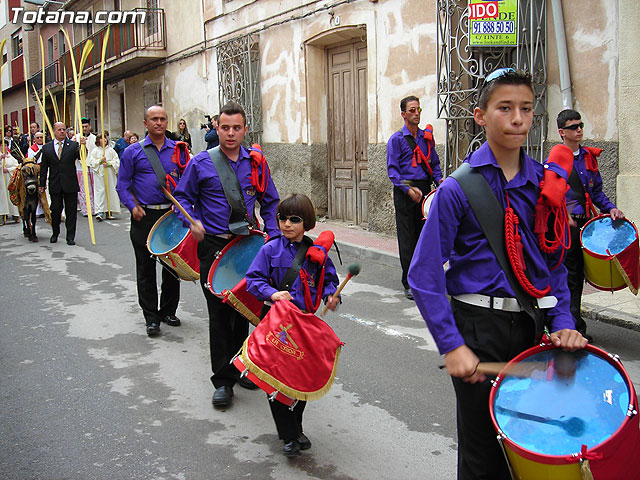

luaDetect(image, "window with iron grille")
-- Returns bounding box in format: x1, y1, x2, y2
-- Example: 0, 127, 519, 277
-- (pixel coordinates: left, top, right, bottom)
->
216, 33, 262, 146
143, 82, 163, 109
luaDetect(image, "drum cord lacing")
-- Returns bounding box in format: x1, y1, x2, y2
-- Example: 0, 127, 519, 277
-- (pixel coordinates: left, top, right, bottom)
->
504, 193, 551, 298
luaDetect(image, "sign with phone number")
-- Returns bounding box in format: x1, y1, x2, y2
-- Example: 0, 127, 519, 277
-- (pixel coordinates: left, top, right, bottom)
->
468, 0, 518, 47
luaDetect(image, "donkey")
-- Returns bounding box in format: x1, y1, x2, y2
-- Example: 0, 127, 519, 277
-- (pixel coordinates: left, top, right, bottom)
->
19, 159, 44, 242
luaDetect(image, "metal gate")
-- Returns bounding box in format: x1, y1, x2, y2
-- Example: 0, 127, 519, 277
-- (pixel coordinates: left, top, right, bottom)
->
436, 0, 547, 173
216, 34, 262, 145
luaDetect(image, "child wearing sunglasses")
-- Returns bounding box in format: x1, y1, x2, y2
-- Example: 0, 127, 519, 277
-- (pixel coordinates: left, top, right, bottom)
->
408, 69, 587, 479
245, 193, 340, 457
557, 109, 624, 342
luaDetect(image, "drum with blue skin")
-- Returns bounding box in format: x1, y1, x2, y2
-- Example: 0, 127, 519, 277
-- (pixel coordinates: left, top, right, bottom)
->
490, 344, 640, 480
147, 210, 200, 281
580, 215, 638, 291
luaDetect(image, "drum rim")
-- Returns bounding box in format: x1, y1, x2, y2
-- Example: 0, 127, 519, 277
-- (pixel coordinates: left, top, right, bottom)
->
580, 214, 638, 258
421, 188, 437, 220
146, 210, 191, 255
206, 229, 267, 296
489, 342, 638, 463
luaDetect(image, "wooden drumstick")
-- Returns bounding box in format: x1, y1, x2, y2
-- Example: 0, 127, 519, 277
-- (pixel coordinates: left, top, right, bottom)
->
321, 263, 361, 316
161, 186, 198, 227
438, 361, 551, 378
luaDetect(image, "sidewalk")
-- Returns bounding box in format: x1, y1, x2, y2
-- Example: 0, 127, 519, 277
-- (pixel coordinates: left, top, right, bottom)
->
310, 219, 640, 332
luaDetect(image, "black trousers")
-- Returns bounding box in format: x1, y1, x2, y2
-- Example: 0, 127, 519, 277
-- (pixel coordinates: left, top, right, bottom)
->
393, 180, 430, 289
450, 299, 536, 480
129, 207, 180, 326
49, 191, 78, 241
269, 398, 307, 442
198, 234, 249, 389
564, 218, 588, 334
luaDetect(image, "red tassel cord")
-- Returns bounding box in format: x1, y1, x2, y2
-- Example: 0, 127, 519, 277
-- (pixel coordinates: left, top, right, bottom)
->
584, 192, 597, 218
172, 141, 190, 173
299, 264, 327, 314
504, 194, 551, 298
535, 180, 571, 255
249, 144, 271, 198
165, 174, 177, 193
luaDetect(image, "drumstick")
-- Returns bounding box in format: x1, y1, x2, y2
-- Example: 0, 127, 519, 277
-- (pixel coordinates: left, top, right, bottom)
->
438, 361, 551, 378
161, 186, 198, 227
321, 263, 361, 316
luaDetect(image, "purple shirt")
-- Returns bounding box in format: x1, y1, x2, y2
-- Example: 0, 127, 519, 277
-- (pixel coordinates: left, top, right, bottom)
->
245, 235, 339, 312
387, 125, 443, 192
172, 146, 280, 236
565, 145, 616, 216
408, 142, 574, 355
116, 136, 178, 211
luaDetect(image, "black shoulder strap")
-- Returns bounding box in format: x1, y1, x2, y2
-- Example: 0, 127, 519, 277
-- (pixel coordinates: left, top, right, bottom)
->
450, 162, 540, 325
567, 167, 587, 211
403, 132, 433, 183
139, 139, 167, 190
207, 146, 253, 235
278, 236, 314, 291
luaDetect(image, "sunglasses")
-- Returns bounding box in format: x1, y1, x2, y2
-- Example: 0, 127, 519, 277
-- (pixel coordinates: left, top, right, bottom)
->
479, 67, 516, 95
404, 107, 422, 114
277, 213, 303, 224
561, 122, 584, 131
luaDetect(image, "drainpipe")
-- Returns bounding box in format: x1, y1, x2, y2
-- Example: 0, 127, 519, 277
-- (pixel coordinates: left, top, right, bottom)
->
551, 0, 573, 109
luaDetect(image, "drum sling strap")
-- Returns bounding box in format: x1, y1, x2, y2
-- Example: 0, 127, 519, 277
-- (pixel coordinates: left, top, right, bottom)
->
450, 163, 544, 334
278, 236, 314, 291
207, 147, 254, 236
403, 133, 434, 187
139, 139, 170, 191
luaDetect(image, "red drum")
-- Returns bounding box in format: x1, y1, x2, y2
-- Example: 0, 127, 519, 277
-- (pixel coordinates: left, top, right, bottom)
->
489, 342, 640, 480
421, 189, 436, 220
233, 299, 343, 406
206, 230, 268, 326
147, 210, 200, 281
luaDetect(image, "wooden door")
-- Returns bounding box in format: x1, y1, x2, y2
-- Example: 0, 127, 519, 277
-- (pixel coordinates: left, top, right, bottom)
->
327, 41, 368, 225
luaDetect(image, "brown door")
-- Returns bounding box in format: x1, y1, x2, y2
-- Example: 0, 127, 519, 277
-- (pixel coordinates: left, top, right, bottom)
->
327, 41, 368, 225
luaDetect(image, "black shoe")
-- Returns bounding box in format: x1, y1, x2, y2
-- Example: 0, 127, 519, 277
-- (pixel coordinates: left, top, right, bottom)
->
67, 239, 75, 246
30, 236, 39, 243
162, 315, 181, 327
297, 433, 311, 450
237, 376, 259, 390
404, 288, 414, 300
283, 440, 301, 457
50, 235, 58, 243
212, 386, 234, 407
146, 322, 161, 336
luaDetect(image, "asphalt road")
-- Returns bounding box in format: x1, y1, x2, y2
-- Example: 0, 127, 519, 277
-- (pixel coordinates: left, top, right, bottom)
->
1, 217, 639, 480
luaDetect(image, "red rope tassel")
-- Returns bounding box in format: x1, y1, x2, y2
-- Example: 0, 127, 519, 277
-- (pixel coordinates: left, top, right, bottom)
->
299, 264, 326, 314
504, 196, 551, 298
249, 144, 271, 196
584, 192, 597, 218
165, 174, 177, 193
172, 141, 190, 173
412, 146, 433, 176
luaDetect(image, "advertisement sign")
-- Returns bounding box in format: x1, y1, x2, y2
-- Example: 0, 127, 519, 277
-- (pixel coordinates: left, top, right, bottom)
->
469, 0, 518, 47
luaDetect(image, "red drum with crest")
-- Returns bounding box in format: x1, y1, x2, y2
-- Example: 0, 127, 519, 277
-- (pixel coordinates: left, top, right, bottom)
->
233, 299, 343, 406
206, 230, 268, 326
147, 210, 200, 281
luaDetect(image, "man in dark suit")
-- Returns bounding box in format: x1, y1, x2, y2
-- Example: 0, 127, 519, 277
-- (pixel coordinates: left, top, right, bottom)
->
38, 122, 86, 245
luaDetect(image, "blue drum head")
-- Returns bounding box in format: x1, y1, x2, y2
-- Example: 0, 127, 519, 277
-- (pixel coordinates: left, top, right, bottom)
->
148, 212, 190, 255
211, 234, 265, 295
493, 349, 630, 456
582, 217, 636, 255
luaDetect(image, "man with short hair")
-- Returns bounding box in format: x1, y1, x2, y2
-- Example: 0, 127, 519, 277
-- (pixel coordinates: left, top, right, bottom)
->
174, 102, 280, 408
117, 106, 182, 337
38, 122, 86, 245
204, 115, 219, 149
387, 96, 443, 299
114, 130, 132, 158
557, 109, 624, 341
27, 131, 44, 160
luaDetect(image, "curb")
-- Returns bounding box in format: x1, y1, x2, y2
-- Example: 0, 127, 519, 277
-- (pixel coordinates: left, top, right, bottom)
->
308, 234, 400, 269
581, 303, 640, 333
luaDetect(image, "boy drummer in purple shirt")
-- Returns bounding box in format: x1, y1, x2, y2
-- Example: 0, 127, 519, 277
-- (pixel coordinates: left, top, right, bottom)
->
408, 69, 587, 479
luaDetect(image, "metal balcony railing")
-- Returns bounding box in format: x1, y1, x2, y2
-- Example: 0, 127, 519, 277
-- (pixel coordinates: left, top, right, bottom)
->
28, 8, 166, 90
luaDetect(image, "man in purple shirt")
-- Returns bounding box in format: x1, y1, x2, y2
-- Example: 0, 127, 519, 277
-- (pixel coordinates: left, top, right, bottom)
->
116, 105, 182, 337
386, 96, 442, 299
408, 69, 586, 480
173, 102, 279, 408
557, 109, 624, 340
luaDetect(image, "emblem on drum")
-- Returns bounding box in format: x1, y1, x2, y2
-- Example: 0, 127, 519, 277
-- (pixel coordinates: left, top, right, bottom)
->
266, 324, 304, 360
